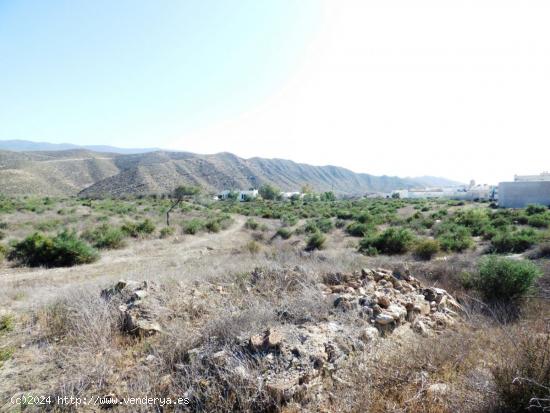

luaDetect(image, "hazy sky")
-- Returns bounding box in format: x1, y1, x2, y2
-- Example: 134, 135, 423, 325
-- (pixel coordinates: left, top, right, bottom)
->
1, 1, 549, 184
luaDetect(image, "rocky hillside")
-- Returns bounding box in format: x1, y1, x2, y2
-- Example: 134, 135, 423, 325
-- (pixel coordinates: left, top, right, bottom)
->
0, 148, 420, 197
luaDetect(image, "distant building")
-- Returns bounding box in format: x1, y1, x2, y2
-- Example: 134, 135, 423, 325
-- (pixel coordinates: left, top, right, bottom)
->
514, 172, 550, 182
498, 173, 550, 208
391, 183, 495, 201
238, 189, 258, 201
217, 189, 258, 202
280, 191, 302, 200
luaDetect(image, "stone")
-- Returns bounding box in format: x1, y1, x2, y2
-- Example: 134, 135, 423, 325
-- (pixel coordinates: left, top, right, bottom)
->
250, 333, 265, 351
412, 319, 429, 336
267, 329, 283, 349
132, 290, 148, 300
427, 383, 449, 397
377, 294, 391, 309
133, 319, 162, 335
360, 326, 379, 343
386, 304, 407, 322
333, 296, 354, 312
375, 313, 395, 325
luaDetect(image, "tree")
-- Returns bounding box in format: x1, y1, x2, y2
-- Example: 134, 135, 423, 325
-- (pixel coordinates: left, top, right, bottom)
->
321, 191, 336, 201
259, 184, 280, 201
166, 185, 201, 226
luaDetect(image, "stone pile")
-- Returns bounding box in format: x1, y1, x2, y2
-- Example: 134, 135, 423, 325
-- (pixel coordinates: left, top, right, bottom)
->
101, 280, 163, 336
182, 268, 463, 406
323, 267, 462, 336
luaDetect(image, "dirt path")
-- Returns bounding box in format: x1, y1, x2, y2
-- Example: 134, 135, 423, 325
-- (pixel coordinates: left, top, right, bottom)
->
0, 215, 248, 309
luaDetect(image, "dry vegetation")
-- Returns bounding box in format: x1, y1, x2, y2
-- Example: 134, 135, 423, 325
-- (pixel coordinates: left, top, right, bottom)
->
0, 194, 549, 412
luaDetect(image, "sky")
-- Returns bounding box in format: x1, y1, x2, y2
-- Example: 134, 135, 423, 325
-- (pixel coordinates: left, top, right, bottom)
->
1, 0, 550, 184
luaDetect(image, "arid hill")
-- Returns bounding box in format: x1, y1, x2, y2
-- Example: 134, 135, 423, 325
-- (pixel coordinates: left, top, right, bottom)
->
0, 148, 419, 197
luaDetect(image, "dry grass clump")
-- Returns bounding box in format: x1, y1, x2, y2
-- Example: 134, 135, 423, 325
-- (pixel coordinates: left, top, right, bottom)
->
490, 320, 550, 413
330, 327, 493, 413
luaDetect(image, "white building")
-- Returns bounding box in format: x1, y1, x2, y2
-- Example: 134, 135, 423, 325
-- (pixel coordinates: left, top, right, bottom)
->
514, 172, 550, 182
280, 191, 302, 200
499, 172, 550, 208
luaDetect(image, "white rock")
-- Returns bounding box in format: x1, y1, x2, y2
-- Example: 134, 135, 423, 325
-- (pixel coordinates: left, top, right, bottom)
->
375, 313, 395, 325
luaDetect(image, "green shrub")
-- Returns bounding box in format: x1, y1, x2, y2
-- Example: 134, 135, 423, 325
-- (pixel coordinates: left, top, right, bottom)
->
8, 231, 98, 267
435, 223, 474, 252
454, 209, 490, 236
245, 218, 259, 230
280, 215, 298, 227
377, 227, 415, 254
346, 222, 373, 237
205, 220, 221, 233
82, 224, 126, 249
474, 256, 542, 303
526, 204, 547, 215
0, 346, 14, 367
258, 184, 281, 200
355, 212, 373, 224
0, 314, 15, 333
413, 239, 440, 260
359, 227, 414, 255
527, 214, 549, 228
490, 228, 539, 253
276, 227, 292, 239
121, 219, 156, 237
159, 226, 175, 238
0, 243, 7, 263
314, 218, 333, 233
357, 234, 380, 256
305, 232, 326, 251
183, 219, 204, 235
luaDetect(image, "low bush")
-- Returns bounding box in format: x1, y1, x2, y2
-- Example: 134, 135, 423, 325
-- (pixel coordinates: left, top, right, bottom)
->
8, 231, 98, 267
0, 346, 14, 367
473, 256, 542, 303
435, 223, 474, 252
0, 243, 7, 263
0, 314, 14, 333
490, 228, 539, 254
346, 222, 373, 237
526, 204, 548, 215
276, 227, 292, 239
183, 219, 205, 235
82, 224, 126, 249
280, 215, 298, 227
313, 218, 333, 233
159, 226, 175, 238
244, 218, 259, 230
527, 213, 549, 228
121, 219, 156, 237
359, 228, 414, 255
413, 238, 440, 260
205, 214, 233, 233
305, 232, 326, 251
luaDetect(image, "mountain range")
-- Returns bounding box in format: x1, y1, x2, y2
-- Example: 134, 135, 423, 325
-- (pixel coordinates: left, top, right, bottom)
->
0, 140, 462, 197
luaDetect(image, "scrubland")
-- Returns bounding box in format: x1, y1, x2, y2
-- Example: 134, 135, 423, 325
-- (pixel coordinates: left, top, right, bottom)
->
0, 194, 549, 412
